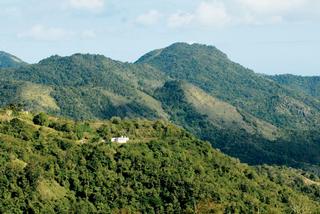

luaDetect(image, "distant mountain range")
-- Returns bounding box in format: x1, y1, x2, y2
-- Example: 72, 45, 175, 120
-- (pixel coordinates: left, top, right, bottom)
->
0, 43, 319, 172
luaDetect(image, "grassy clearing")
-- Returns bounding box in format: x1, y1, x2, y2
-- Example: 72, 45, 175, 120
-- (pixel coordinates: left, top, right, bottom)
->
19, 83, 60, 111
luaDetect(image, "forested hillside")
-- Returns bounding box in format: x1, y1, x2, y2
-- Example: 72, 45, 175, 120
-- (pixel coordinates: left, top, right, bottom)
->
154, 80, 320, 173
0, 43, 319, 172
137, 43, 320, 130
269, 74, 320, 98
0, 54, 168, 119
1, 108, 320, 213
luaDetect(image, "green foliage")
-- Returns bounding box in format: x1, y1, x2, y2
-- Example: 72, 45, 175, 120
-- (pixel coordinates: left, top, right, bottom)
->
33, 112, 49, 126
269, 74, 320, 98
0, 111, 320, 213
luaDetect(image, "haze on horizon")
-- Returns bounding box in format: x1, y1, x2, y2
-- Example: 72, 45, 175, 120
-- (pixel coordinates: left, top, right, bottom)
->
0, 0, 320, 76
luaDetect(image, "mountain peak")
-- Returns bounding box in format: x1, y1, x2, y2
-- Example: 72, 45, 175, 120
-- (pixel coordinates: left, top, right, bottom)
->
136, 42, 228, 64
168, 42, 221, 51
39, 53, 109, 65
135, 42, 235, 83
0, 51, 26, 68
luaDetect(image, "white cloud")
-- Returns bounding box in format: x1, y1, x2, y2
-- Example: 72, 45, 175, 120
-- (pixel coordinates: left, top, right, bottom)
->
167, 1, 231, 28
68, 0, 105, 11
234, 0, 313, 25
19, 25, 73, 41
163, 0, 320, 28
167, 12, 194, 28
136, 10, 162, 26
195, 1, 231, 27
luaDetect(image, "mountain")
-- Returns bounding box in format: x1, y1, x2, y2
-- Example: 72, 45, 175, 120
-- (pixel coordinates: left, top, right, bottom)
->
154, 80, 320, 172
136, 43, 320, 130
0, 43, 319, 172
1, 109, 320, 213
137, 43, 320, 171
0, 54, 168, 119
0, 51, 26, 68
268, 74, 320, 98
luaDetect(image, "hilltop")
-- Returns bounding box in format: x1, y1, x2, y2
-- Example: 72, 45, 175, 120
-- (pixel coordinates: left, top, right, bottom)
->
1, 109, 320, 213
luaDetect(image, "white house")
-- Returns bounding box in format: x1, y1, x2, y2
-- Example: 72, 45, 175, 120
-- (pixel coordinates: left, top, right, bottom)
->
111, 136, 129, 144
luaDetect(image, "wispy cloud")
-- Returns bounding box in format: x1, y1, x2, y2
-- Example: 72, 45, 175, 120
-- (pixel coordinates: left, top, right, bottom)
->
235, 0, 311, 25
18, 25, 99, 41
167, 12, 194, 28
18, 25, 73, 41
166, 1, 231, 28
237, 0, 307, 14
195, 1, 231, 27
0, 7, 21, 17
67, 0, 105, 12
164, 0, 320, 28
136, 10, 162, 26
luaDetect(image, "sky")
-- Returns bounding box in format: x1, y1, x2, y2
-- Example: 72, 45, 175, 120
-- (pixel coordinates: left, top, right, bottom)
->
0, 0, 320, 76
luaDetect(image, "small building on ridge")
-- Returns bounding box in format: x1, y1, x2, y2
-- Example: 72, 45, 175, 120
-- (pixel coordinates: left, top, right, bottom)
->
111, 136, 129, 144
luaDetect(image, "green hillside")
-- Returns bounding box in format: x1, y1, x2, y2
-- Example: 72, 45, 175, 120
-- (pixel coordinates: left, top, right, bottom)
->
154, 80, 320, 171
0, 44, 319, 172
1, 109, 320, 213
0, 54, 168, 120
269, 74, 320, 98
137, 43, 320, 130
0, 51, 26, 68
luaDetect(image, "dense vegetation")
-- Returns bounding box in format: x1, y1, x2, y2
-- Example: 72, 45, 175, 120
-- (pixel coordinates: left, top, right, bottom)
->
269, 74, 320, 98
1, 109, 320, 213
154, 80, 320, 173
0, 54, 167, 119
137, 43, 320, 130
0, 43, 320, 173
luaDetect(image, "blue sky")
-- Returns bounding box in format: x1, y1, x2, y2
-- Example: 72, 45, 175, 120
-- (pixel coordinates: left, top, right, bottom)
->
0, 0, 319, 75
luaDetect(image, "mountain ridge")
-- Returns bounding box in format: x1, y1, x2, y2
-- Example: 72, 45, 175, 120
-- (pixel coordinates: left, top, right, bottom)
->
137, 43, 320, 130
0, 43, 319, 172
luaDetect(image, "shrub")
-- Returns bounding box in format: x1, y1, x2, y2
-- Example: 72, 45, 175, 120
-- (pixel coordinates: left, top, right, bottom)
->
33, 113, 49, 126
